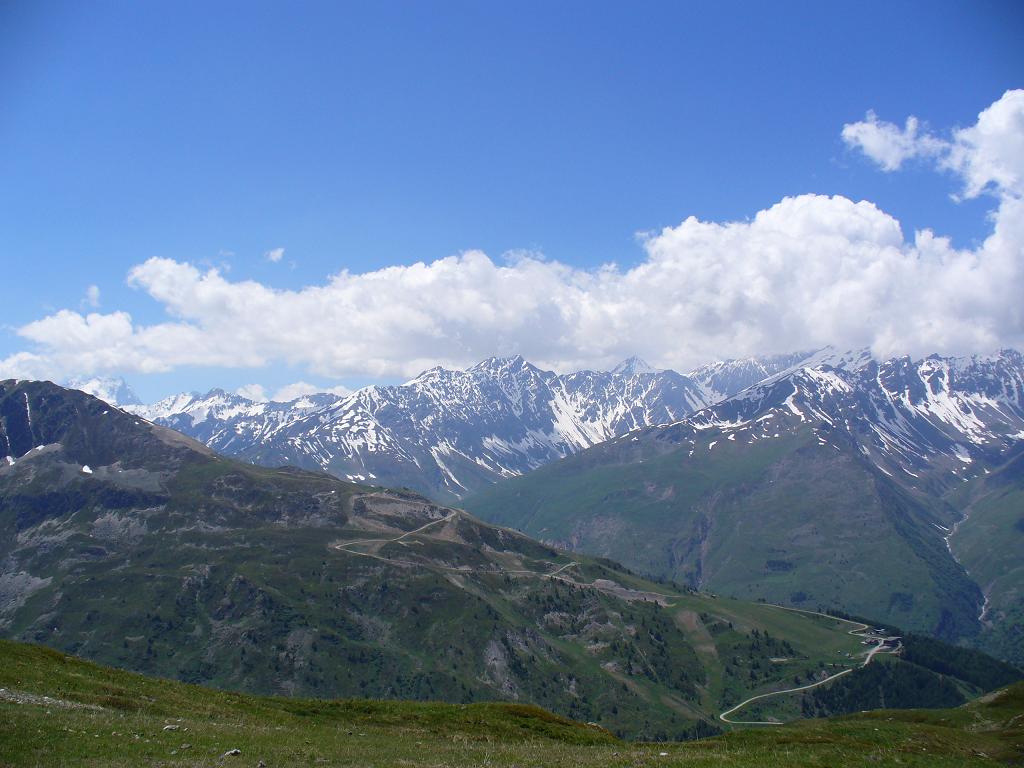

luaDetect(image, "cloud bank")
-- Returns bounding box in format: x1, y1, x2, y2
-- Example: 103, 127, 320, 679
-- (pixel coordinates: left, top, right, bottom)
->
3, 91, 1022, 382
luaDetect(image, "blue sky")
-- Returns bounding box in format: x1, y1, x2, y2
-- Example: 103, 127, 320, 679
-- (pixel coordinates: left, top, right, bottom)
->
1, 1, 1022, 402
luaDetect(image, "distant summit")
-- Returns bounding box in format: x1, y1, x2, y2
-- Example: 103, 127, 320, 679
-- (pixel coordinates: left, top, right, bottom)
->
114, 348, 1023, 509
467, 354, 532, 376
65, 376, 142, 407
131, 355, 709, 501
610, 356, 658, 376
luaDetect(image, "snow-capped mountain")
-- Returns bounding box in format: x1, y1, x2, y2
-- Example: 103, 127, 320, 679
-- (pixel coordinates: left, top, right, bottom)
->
65, 376, 142, 407
466, 348, 1024, 647
131, 389, 338, 450
126, 348, 1024, 503
610, 356, 659, 376
129, 356, 713, 500
672, 348, 1024, 492
687, 350, 818, 402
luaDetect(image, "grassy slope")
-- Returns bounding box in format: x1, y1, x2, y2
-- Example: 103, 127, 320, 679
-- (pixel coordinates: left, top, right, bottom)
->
0, 381, 905, 740
947, 450, 1024, 665
0, 445, 878, 740
0, 381, 716, 740
5, 493, 874, 739
0, 640, 1021, 768
465, 423, 978, 638
2, 481, 697, 739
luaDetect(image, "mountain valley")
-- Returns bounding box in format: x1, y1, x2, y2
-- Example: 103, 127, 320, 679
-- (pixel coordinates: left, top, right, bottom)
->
465, 350, 1024, 660
62, 349, 1024, 664
2, 378, 1017, 743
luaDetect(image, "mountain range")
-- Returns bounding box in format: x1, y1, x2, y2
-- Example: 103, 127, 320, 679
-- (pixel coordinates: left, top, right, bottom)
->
0, 379, 711, 738
79, 348, 1023, 507
0, 378, 847, 739
466, 349, 1024, 662
61, 348, 1024, 662
77, 352, 813, 503
4, 372, 1024, 759
4, 378, 1018, 741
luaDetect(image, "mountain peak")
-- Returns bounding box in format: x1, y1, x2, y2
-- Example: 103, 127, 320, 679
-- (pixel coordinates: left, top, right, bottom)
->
610, 356, 658, 376
65, 376, 142, 407
794, 346, 876, 373
199, 387, 234, 400
468, 354, 532, 375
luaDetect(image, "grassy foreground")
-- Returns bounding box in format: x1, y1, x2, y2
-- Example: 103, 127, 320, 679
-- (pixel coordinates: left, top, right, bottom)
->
1, 640, 1022, 767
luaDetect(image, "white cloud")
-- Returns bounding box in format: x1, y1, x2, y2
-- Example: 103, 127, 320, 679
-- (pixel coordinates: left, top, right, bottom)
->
844, 90, 1024, 201
841, 112, 944, 171
270, 381, 352, 402
265, 247, 285, 263
1, 92, 1021, 382
85, 285, 101, 308
236, 384, 268, 401
942, 89, 1024, 200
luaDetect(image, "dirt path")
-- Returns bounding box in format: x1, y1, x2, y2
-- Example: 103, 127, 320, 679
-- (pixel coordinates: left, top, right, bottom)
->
337, 521, 901, 725
333, 516, 680, 605
334, 512, 584, 581
718, 603, 901, 725
718, 667, 856, 724
338, 509, 459, 550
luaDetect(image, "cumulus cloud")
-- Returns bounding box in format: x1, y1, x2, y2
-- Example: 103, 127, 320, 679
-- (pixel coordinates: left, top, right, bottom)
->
942, 89, 1024, 200
265, 247, 285, 263
841, 112, 945, 171
2, 92, 1021, 382
844, 90, 1024, 201
84, 285, 101, 308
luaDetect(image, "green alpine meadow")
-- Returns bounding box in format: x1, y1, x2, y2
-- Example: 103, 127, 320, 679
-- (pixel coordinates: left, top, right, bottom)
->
1, 639, 1022, 767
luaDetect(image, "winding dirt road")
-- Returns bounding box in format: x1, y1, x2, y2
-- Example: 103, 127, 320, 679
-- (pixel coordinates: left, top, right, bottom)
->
718, 605, 901, 725
337, 517, 901, 726
333, 509, 584, 581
